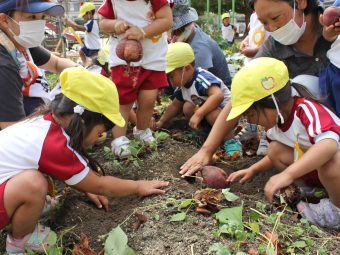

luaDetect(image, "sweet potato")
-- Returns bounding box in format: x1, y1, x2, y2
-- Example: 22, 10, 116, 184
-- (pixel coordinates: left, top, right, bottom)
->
323, 6, 340, 26
198, 166, 229, 189
116, 39, 143, 63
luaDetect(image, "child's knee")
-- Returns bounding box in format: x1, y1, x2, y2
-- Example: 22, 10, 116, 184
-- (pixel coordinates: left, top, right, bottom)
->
20, 171, 48, 196
183, 102, 195, 118
319, 151, 340, 179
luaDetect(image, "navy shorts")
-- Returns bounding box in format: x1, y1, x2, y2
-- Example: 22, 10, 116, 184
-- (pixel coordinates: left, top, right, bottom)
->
23, 97, 45, 116
319, 63, 340, 117
81, 45, 99, 57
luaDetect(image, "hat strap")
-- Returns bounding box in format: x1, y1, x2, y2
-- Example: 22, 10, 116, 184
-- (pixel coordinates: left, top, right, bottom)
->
270, 94, 285, 124
74, 105, 85, 115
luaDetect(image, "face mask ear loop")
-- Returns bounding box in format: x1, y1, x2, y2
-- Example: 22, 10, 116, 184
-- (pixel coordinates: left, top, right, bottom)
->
180, 66, 185, 86
271, 94, 285, 124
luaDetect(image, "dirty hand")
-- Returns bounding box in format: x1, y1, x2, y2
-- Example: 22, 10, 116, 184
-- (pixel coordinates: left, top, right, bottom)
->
227, 168, 254, 184
180, 150, 210, 177
189, 113, 203, 129
124, 26, 145, 41
136, 180, 169, 196
264, 172, 294, 203
114, 20, 130, 34
86, 192, 109, 211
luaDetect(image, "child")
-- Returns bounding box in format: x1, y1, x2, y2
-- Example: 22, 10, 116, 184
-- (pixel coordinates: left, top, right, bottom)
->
319, 1, 340, 117
0, 67, 169, 253
226, 57, 340, 229
98, 0, 172, 158
86, 46, 111, 78
66, 2, 101, 65
221, 12, 236, 45
156, 42, 231, 130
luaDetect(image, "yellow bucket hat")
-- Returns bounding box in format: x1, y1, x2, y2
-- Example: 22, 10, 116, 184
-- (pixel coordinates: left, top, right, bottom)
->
221, 12, 230, 20
227, 57, 289, 121
166, 42, 195, 74
79, 2, 95, 18
60, 66, 125, 127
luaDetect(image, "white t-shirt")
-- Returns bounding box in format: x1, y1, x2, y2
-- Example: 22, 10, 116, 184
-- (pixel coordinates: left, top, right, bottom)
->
0, 114, 90, 185
267, 97, 340, 151
221, 24, 235, 43
327, 36, 340, 69
84, 19, 101, 50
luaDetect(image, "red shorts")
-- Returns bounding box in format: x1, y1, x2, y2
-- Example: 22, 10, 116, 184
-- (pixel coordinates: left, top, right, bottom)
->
303, 170, 323, 187
0, 181, 10, 230
111, 65, 168, 105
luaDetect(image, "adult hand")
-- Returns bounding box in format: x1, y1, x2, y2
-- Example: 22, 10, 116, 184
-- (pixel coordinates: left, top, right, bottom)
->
189, 113, 203, 129
264, 172, 294, 203
179, 149, 211, 177
114, 20, 130, 34
86, 192, 109, 211
227, 168, 254, 184
136, 180, 169, 196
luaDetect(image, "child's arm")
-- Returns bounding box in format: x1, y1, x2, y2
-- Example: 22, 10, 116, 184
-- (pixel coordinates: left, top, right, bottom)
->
74, 170, 169, 197
227, 155, 273, 184
264, 138, 338, 202
124, 4, 173, 41
64, 19, 86, 31
99, 15, 130, 35
156, 98, 184, 129
189, 86, 224, 129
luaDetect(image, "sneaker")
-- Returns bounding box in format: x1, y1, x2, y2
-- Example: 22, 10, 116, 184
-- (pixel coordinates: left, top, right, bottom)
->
133, 127, 155, 145
6, 224, 57, 254
234, 123, 258, 142
297, 198, 340, 229
256, 137, 268, 156
223, 138, 242, 160
111, 136, 131, 158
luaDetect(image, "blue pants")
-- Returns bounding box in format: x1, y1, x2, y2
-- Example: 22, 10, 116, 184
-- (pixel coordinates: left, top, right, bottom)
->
319, 63, 340, 117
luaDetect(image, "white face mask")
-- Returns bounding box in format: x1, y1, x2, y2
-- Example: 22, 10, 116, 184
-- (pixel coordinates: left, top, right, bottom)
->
9, 18, 46, 48
270, 2, 306, 45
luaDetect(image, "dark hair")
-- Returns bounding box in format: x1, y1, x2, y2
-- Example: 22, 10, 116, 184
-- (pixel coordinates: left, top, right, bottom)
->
31, 94, 114, 174
252, 0, 320, 15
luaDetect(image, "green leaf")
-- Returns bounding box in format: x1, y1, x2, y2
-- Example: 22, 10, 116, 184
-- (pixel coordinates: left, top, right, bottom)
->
215, 206, 243, 225
279, 194, 286, 204
154, 131, 170, 141
170, 212, 186, 222
292, 240, 307, 248
248, 222, 260, 233
266, 246, 276, 255
256, 201, 266, 212
249, 210, 261, 221
124, 246, 137, 255
178, 199, 194, 209
47, 231, 57, 246
222, 188, 239, 202
154, 214, 160, 221
208, 243, 231, 255
236, 252, 248, 255
104, 226, 128, 255
47, 247, 63, 255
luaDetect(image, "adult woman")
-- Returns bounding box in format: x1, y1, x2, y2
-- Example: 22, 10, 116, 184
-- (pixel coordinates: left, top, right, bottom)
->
180, 0, 333, 176
0, 0, 77, 130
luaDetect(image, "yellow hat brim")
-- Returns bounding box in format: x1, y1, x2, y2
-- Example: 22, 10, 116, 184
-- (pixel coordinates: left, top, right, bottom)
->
107, 112, 126, 128
166, 66, 176, 74
227, 102, 253, 121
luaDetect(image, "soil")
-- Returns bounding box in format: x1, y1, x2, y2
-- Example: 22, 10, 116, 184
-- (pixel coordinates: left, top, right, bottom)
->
1, 135, 340, 254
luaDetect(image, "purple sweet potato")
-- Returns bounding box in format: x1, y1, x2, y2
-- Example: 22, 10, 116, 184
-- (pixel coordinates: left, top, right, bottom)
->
323, 6, 340, 26
198, 166, 230, 189
116, 39, 143, 63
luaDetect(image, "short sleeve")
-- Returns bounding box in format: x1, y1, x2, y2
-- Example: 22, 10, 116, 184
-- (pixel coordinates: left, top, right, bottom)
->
38, 121, 90, 185
85, 20, 94, 32
150, 0, 169, 13
29, 47, 51, 66
195, 70, 222, 96
0, 46, 25, 122
98, 0, 115, 19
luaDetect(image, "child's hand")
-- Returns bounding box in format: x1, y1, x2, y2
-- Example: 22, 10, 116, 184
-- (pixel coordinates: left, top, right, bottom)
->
239, 38, 249, 52
154, 120, 164, 130
114, 20, 130, 34
86, 192, 109, 211
136, 180, 169, 196
227, 168, 255, 184
320, 14, 340, 41
264, 172, 294, 203
189, 113, 203, 129
124, 26, 145, 41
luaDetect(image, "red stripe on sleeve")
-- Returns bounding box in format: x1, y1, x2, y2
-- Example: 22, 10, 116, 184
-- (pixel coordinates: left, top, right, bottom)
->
151, 0, 169, 13
98, 0, 115, 19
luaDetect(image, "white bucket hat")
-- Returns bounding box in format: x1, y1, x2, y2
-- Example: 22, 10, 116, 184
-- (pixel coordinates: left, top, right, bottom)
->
172, 0, 198, 30
291, 75, 321, 99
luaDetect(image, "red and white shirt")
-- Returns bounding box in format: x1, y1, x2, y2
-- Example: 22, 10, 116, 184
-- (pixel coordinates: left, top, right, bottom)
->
267, 97, 340, 150
0, 114, 89, 185
98, 0, 169, 71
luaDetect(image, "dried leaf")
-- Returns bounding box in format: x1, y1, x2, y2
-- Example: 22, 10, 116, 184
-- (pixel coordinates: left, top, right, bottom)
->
72, 233, 96, 255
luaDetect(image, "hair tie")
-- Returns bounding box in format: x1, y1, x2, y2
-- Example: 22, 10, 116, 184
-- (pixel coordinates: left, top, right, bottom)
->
74, 105, 85, 115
